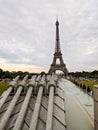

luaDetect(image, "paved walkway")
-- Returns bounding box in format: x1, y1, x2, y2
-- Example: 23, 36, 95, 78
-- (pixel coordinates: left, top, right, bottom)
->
59, 79, 94, 130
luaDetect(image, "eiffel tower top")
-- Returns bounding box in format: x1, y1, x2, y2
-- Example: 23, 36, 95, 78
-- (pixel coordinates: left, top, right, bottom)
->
55, 19, 61, 53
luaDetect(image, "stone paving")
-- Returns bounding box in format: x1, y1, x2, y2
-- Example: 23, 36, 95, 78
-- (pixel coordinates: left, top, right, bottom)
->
59, 78, 94, 130
0, 75, 66, 130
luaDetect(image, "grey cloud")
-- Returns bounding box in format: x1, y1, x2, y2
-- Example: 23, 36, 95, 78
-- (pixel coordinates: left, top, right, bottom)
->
0, 0, 98, 72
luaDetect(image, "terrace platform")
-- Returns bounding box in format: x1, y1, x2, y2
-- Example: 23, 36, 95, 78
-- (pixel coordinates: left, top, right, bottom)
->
0, 75, 66, 130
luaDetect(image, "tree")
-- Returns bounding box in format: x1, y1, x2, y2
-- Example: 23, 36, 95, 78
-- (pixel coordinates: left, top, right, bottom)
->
0, 68, 3, 78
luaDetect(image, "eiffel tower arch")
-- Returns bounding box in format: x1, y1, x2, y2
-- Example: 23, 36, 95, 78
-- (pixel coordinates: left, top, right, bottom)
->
48, 19, 68, 76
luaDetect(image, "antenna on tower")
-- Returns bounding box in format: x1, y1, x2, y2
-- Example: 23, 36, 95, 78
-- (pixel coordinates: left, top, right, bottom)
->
56, 16, 58, 21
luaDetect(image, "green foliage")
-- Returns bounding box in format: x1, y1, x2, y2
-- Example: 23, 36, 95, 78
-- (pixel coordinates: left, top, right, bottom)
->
0, 82, 8, 95
0, 68, 40, 79
69, 70, 98, 78
77, 80, 98, 90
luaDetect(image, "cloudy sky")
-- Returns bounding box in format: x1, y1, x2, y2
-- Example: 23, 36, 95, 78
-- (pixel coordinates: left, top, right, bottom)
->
0, 0, 98, 73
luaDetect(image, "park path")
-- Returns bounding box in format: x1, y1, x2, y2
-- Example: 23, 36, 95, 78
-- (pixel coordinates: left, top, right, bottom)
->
59, 79, 94, 130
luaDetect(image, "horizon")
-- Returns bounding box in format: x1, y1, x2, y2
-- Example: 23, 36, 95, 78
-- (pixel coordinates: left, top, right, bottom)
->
0, 67, 98, 74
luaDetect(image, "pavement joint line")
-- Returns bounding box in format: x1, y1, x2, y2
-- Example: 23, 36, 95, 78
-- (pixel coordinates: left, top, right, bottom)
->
57, 86, 62, 90
39, 117, 46, 124
15, 99, 24, 106
24, 119, 30, 128
53, 115, 67, 128
5, 98, 12, 104
10, 111, 19, 118
54, 102, 66, 113
7, 125, 14, 130
56, 94, 65, 101
0, 109, 7, 114
68, 92, 94, 127
28, 105, 34, 112
41, 104, 47, 111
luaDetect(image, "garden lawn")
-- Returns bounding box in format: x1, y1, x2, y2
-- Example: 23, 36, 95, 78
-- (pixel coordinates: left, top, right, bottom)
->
77, 80, 98, 90
0, 82, 8, 96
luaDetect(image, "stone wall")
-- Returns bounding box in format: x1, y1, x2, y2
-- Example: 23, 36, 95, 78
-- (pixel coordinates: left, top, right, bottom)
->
93, 85, 98, 130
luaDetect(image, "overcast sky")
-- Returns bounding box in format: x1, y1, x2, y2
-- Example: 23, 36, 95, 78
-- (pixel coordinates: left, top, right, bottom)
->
0, 0, 98, 73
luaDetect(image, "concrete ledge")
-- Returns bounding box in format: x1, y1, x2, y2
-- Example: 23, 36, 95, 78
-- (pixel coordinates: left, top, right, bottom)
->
94, 85, 98, 130
93, 85, 98, 101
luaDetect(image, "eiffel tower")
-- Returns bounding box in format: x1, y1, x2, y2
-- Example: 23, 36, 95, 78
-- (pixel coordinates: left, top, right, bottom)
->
48, 19, 68, 76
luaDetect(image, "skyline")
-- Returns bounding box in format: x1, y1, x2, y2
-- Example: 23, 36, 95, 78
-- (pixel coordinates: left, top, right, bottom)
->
0, 0, 98, 73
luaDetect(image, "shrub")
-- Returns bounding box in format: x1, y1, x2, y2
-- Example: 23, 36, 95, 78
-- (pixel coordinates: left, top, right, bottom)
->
83, 84, 86, 89
87, 86, 91, 92
80, 83, 82, 88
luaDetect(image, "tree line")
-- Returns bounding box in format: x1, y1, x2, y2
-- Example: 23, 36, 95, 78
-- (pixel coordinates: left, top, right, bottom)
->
0, 68, 98, 79
0, 68, 46, 79
69, 70, 98, 78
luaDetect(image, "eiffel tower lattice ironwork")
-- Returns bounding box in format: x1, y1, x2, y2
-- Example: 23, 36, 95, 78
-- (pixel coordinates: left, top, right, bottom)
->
48, 19, 68, 76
